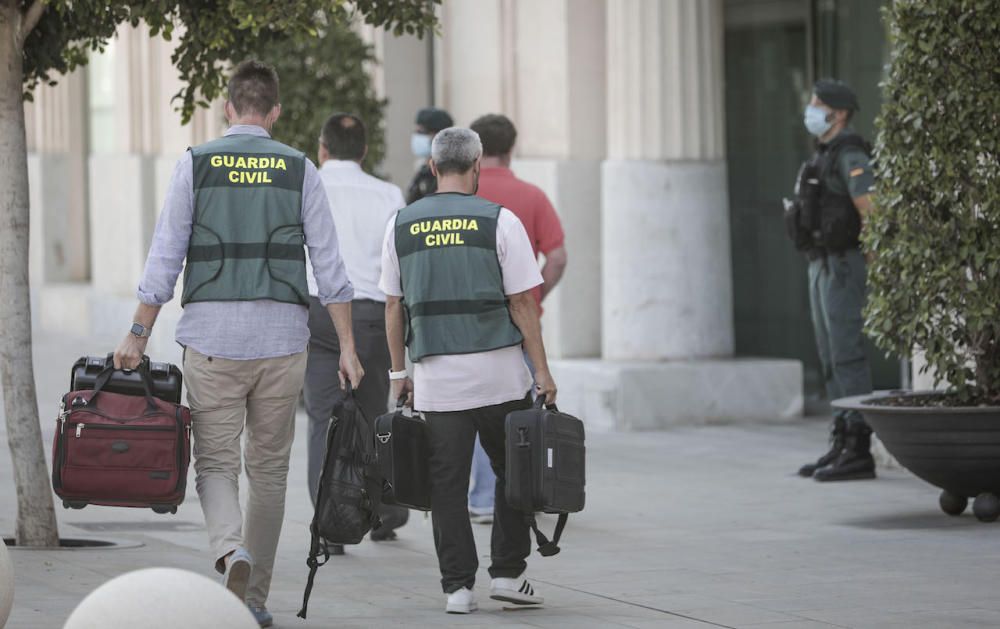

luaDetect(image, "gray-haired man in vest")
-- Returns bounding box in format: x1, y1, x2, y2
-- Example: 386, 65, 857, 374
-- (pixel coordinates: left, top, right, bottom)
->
379, 127, 557, 614
114, 60, 363, 628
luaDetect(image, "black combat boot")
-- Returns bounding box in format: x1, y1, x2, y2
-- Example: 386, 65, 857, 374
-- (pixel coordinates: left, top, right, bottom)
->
798, 415, 847, 477
814, 419, 876, 482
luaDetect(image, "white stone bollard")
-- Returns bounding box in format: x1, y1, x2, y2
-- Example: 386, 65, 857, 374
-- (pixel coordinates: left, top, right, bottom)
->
0, 541, 13, 628
64, 568, 257, 629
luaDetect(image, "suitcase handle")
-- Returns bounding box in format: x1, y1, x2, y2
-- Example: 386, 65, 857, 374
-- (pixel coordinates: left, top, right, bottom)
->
103, 352, 151, 373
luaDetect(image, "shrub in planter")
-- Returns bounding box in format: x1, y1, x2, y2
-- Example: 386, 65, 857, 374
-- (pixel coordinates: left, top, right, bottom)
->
865, 0, 1000, 405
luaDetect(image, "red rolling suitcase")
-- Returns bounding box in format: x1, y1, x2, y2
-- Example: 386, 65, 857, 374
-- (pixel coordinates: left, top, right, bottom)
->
52, 361, 191, 514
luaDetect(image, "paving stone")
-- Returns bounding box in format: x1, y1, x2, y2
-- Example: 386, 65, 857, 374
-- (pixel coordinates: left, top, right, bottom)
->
4, 330, 1000, 627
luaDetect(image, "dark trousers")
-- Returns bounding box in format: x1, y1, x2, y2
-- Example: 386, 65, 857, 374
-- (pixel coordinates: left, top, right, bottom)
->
808, 249, 873, 425
425, 394, 532, 593
304, 298, 406, 529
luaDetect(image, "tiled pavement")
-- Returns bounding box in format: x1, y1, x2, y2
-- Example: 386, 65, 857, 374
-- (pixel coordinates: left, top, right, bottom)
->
2, 331, 998, 628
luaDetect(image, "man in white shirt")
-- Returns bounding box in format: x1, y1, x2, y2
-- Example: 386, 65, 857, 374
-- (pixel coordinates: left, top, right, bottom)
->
379, 127, 558, 614
304, 113, 408, 548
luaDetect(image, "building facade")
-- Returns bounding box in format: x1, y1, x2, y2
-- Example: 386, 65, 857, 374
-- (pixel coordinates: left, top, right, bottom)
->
25, 0, 893, 429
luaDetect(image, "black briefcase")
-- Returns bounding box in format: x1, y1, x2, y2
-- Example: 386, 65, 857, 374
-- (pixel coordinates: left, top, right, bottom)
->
374, 399, 431, 511
71, 354, 183, 404
505, 396, 585, 556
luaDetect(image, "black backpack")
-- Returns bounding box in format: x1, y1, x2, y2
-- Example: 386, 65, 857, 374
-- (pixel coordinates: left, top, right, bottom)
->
298, 390, 381, 618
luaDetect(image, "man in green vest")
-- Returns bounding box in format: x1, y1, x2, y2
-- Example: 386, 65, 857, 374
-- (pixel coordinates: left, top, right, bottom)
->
379, 127, 557, 614
113, 60, 362, 628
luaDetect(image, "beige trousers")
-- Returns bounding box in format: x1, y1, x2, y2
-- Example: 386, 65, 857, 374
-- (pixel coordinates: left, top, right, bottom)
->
183, 347, 307, 607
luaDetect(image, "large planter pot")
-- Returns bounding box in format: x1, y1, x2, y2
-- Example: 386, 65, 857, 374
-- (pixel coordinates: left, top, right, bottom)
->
834, 391, 1000, 522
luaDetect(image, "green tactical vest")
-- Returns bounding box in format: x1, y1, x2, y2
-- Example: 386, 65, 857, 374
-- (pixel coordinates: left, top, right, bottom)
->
181, 133, 309, 307
395, 193, 524, 362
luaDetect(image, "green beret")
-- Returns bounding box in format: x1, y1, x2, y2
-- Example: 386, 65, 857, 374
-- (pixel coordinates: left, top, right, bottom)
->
814, 79, 859, 111
415, 108, 454, 133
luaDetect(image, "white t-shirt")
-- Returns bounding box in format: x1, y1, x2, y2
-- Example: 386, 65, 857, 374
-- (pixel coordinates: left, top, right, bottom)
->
306, 160, 406, 301
379, 206, 543, 412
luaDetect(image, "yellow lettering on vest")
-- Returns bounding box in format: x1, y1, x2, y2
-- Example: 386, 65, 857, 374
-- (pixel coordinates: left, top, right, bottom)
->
424, 232, 467, 247
246, 156, 258, 169
467, 219, 478, 231
410, 223, 420, 236
223, 155, 234, 167
211, 155, 222, 168
431, 220, 442, 232
226, 170, 274, 184
275, 158, 287, 171
234, 156, 247, 169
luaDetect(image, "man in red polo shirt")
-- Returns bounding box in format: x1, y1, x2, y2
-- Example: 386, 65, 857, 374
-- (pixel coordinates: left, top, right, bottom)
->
465, 114, 568, 524
471, 114, 567, 310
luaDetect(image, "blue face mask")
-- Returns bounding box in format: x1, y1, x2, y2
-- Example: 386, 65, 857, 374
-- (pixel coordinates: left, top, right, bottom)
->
411, 133, 432, 158
804, 105, 833, 137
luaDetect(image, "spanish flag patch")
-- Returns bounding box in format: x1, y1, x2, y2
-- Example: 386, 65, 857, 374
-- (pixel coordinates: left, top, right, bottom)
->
850, 167, 865, 177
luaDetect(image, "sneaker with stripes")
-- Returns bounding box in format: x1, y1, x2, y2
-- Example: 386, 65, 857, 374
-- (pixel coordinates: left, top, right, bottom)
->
489, 573, 543, 606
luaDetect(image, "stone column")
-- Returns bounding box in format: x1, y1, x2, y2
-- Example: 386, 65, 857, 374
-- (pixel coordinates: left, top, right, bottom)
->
510, 0, 605, 359
602, 0, 731, 360
549, 0, 802, 429
24, 69, 89, 285
359, 25, 433, 189
431, 0, 606, 358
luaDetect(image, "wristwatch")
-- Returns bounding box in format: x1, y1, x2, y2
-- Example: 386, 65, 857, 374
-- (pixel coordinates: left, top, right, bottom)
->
130, 322, 151, 338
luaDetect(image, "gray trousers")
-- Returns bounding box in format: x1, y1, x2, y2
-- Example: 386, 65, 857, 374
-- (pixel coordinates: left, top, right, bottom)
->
304, 298, 391, 503
808, 249, 873, 423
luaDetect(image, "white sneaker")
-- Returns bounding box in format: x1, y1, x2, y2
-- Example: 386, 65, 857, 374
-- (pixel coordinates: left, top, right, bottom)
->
445, 587, 478, 614
490, 573, 543, 606
222, 547, 253, 601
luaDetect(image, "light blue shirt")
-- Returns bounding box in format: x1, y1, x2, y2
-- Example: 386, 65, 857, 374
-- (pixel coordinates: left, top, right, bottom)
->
137, 125, 354, 359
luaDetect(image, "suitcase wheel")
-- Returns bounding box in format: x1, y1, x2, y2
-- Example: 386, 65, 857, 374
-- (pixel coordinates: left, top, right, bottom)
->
62, 500, 87, 510
151, 505, 177, 515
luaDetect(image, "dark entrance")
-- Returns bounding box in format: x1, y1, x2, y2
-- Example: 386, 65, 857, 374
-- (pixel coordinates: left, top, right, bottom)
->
724, 0, 896, 411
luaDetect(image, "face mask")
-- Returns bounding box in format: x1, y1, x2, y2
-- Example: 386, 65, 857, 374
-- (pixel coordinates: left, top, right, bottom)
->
804, 105, 833, 137
411, 133, 432, 158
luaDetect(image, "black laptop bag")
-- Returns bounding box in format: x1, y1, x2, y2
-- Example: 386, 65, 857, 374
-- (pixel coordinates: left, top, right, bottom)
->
505, 395, 586, 557
374, 398, 432, 511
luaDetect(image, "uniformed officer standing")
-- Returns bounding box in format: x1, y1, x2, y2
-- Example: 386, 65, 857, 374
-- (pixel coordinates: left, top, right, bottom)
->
406, 107, 453, 203
786, 79, 876, 482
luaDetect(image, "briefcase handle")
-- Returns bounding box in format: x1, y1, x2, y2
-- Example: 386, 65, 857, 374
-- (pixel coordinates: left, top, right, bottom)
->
533, 394, 558, 412
83, 356, 158, 412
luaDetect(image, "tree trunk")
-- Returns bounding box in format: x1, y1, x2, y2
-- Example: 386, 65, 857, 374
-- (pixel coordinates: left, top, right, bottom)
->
0, 1, 59, 547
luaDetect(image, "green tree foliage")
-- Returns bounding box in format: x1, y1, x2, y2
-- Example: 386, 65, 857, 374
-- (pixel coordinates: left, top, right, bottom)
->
866, 0, 1000, 403
21, 0, 437, 122
267, 16, 388, 172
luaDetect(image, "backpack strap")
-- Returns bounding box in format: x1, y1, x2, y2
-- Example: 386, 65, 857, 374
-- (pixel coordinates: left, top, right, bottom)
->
297, 414, 339, 619
297, 525, 330, 619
